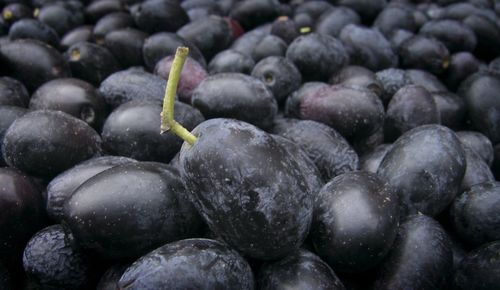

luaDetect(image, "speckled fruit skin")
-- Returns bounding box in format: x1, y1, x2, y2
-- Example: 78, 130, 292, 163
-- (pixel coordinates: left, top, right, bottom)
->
377, 125, 466, 217
118, 239, 255, 290
179, 118, 313, 260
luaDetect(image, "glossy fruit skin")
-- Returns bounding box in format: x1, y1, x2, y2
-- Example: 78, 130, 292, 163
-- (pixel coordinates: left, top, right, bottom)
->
46, 156, 137, 222
0, 106, 27, 166
444, 52, 481, 91
399, 35, 450, 75
98, 67, 165, 108
92, 12, 133, 43
208, 49, 255, 74
63, 162, 204, 260
273, 120, 358, 183
284, 82, 329, 118
339, 24, 398, 72
378, 125, 466, 217
311, 172, 400, 273
191, 73, 277, 130
0, 77, 29, 107
458, 71, 500, 144
154, 56, 207, 104
118, 238, 255, 290
270, 16, 298, 44
142, 32, 206, 71
258, 249, 346, 290
460, 147, 495, 191
60, 25, 93, 51
457, 131, 494, 166
230, 23, 269, 57
359, 143, 392, 174
229, 0, 281, 30
251, 56, 301, 103
2, 110, 103, 179
431, 91, 466, 130
84, 0, 124, 23
252, 34, 287, 62
419, 19, 477, 53
297, 84, 385, 141
22, 224, 94, 290
37, 3, 84, 36
453, 241, 500, 290
101, 100, 204, 163
131, 0, 189, 33
177, 15, 233, 61
96, 263, 128, 290
0, 168, 45, 271
329, 65, 382, 97
384, 85, 440, 141
104, 28, 147, 68
179, 119, 313, 260
29, 78, 109, 130
315, 6, 361, 38
65, 42, 120, 86
0, 39, 70, 92
450, 181, 500, 247
373, 214, 453, 290
286, 33, 349, 81
373, 5, 417, 37
8, 19, 60, 48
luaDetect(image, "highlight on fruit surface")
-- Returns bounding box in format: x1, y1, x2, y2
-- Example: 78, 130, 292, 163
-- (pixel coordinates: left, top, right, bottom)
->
160, 46, 198, 145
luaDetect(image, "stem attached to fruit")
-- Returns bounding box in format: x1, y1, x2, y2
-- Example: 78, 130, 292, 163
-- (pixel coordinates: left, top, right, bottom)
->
160, 47, 198, 145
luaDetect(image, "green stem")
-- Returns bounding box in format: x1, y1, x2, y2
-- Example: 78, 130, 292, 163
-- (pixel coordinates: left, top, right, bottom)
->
160, 47, 198, 145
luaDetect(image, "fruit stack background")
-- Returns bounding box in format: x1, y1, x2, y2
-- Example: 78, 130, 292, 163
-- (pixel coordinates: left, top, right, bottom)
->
0, 0, 499, 289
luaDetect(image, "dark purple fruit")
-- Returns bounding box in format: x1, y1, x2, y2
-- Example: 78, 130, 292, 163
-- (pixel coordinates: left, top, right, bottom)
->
285, 81, 329, 118
131, 0, 189, 33
2, 3, 32, 25
229, 0, 281, 30
378, 125, 466, 217
2, 110, 102, 178
460, 147, 495, 191
63, 162, 204, 259
46, 156, 137, 222
37, 3, 84, 36
258, 249, 345, 290
389, 29, 414, 51
457, 131, 494, 166
23, 224, 95, 290
230, 23, 270, 57
286, 33, 349, 81
0, 168, 45, 267
0, 76, 29, 107
314, 6, 361, 38
102, 100, 204, 163
29, 78, 109, 129
0, 105, 27, 166
118, 238, 255, 290
60, 25, 93, 51
375, 68, 412, 105
251, 56, 301, 103
177, 15, 233, 61
373, 5, 417, 37
431, 91, 466, 130
419, 19, 477, 53
65, 42, 120, 86
399, 35, 450, 75
384, 85, 440, 141
96, 263, 128, 290
251, 34, 287, 63
191, 73, 277, 130
451, 181, 500, 247
98, 67, 165, 108
406, 69, 448, 93
294, 84, 385, 141
0, 39, 70, 92
270, 15, 298, 44
92, 12, 133, 44
208, 49, 255, 74
334, 0, 386, 23
273, 120, 358, 182
359, 143, 392, 173
154, 56, 207, 104
444, 52, 482, 91
8, 18, 59, 48
458, 71, 500, 144
329, 65, 382, 97
179, 119, 313, 260
142, 32, 206, 71
104, 28, 147, 68
453, 241, 500, 290
339, 24, 398, 71
84, 0, 124, 23
463, 14, 500, 61
311, 171, 399, 273
373, 214, 452, 290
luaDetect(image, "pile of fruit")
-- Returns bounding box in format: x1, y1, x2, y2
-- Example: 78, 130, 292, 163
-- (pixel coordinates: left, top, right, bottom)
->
0, 0, 499, 289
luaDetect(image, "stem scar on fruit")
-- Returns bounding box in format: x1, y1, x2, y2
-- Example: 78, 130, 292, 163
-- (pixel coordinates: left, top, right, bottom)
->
160, 46, 198, 145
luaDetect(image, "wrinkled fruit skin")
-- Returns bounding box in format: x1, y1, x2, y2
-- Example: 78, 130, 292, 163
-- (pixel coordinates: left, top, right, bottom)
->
179, 118, 313, 260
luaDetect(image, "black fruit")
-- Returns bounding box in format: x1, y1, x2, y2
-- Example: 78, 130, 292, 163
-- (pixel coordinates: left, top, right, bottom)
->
2, 110, 103, 178
453, 241, 500, 290
8, 19, 59, 48
104, 28, 147, 68
0, 106, 27, 166
0, 76, 29, 107
131, 0, 189, 33
118, 238, 255, 290
208, 49, 255, 75
60, 25, 93, 51
399, 35, 450, 75
179, 119, 313, 260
